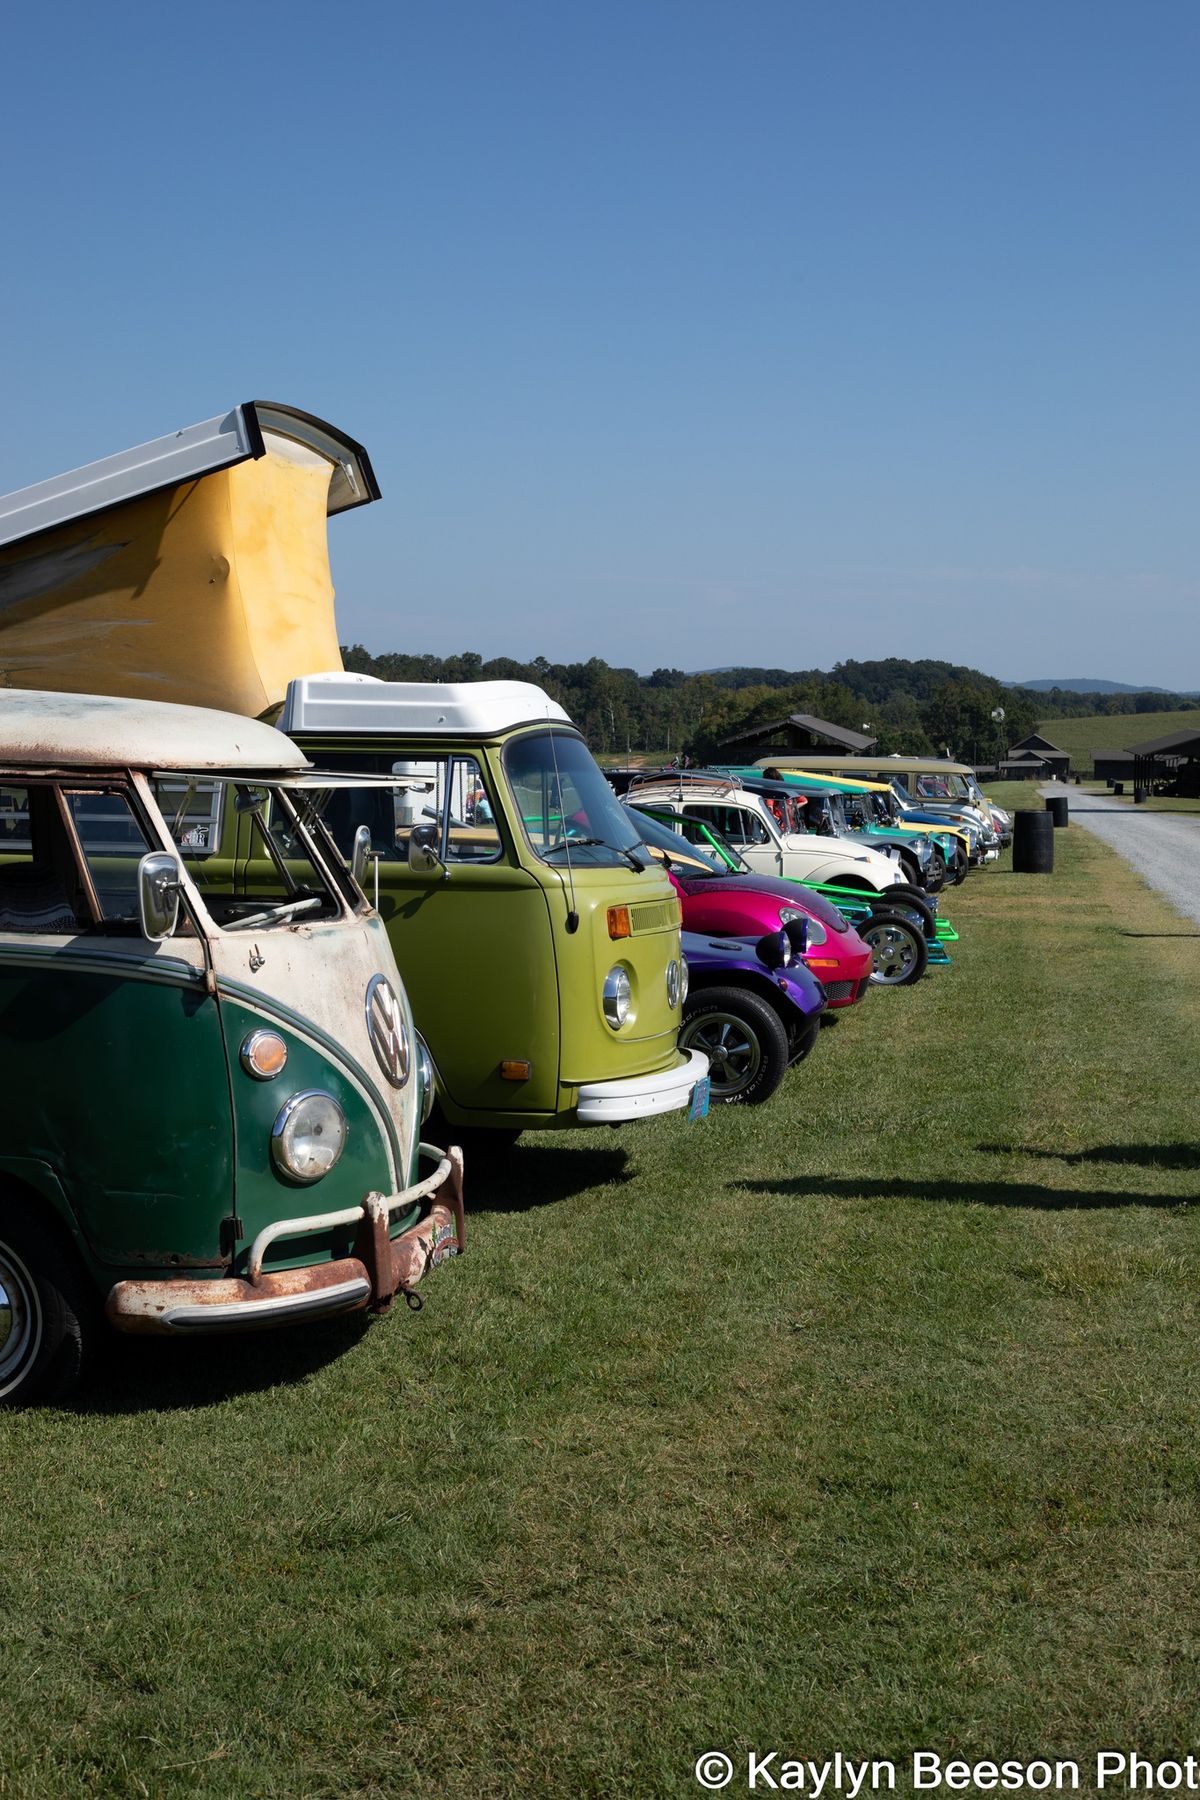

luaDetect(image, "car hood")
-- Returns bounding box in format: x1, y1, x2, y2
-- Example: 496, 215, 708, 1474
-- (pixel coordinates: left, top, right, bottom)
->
672, 870, 848, 930
681, 929, 827, 1016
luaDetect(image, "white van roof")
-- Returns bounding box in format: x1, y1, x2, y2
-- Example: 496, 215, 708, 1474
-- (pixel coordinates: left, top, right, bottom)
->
280, 673, 572, 737
0, 689, 309, 773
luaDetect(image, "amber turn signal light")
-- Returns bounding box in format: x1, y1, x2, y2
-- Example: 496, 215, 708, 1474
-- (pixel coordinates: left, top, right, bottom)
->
607, 906, 631, 939
500, 1060, 532, 1082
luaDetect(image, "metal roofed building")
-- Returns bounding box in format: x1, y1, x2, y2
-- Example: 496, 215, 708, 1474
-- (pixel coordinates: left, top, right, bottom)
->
999, 732, 1070, 781
717, 713, 878, 761
1092, 748, 1135, 784
1130, 725, 1200, 796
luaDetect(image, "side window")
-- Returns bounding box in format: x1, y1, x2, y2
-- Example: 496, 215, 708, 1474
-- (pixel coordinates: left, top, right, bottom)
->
697, 805, 769, 846
67, 790, 156, 927
156, 781, 222, 856
684, 803, 739, 843
328, 755, 503, 867
440, 756, 502, 864
0, 784, 84, 935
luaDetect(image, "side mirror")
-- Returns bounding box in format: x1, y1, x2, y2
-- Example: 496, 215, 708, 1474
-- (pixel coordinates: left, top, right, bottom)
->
351, 824, 372, 888
783, 917, 810, 956
407, 823, 445, 878
138, 851, 182, 940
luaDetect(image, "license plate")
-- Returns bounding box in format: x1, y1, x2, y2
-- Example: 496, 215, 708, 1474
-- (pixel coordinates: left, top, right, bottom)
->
688, 1076, 711, 1122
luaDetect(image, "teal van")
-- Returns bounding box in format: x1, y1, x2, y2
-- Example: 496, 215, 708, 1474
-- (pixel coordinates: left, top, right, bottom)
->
0, 689, 464, 1407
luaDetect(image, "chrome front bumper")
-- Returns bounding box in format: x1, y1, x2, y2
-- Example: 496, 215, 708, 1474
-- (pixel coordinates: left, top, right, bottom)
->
106, 1144, 465, 1335
574, 1048, 708, 1123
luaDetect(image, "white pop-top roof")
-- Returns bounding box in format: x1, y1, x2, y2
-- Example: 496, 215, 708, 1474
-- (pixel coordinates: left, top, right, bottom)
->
280, 673, 572, 737
0, 688, 310, 773
0, 401, 379, 548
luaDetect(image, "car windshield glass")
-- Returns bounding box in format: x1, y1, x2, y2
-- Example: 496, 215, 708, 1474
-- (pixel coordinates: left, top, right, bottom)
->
504, 732, 647, 868
637, 808, 750, 874
153, 779, 344, 931
623, 805, 729, 875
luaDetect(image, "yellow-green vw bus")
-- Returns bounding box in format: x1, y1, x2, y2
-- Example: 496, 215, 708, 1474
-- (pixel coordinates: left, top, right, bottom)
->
0, 689, 463, 1407
281, 674, 707, 1143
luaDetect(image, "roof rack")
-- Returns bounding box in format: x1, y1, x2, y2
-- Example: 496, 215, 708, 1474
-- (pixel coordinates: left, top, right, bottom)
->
624, 769, 743, 799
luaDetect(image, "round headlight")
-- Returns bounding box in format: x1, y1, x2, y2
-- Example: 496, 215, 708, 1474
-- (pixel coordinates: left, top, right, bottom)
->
271, 1091, 347, 1184
666, 959, 680, 1009
679, 952, 689, 1004
415, 1034, 435, 1125
603, 965, 633, 1029
780, 907, 826, 947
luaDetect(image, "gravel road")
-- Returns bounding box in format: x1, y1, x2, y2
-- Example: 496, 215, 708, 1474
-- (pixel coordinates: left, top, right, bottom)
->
1039, 783, 1200, 927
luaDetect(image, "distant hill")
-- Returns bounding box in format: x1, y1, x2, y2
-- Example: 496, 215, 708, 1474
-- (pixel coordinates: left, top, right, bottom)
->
1018, 677, 1199, 696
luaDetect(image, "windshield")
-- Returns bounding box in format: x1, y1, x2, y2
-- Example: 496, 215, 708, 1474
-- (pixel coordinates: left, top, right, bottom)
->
913, 773, 973, 802
504, 731, 646, 869
623, 804, 730, 876
153, 778, 347, 932
628, 805, 750, 874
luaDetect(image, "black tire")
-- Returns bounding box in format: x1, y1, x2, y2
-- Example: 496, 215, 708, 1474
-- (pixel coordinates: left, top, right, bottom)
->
0, 1203, 91, 1408
789, 1016, 821, 1064
680, 984, 790, 1105
949, 844, 970, 884
859, 911, 929, 987
923, 846, 947, 894
896, 850, 924, 888
874, 884, 937, 941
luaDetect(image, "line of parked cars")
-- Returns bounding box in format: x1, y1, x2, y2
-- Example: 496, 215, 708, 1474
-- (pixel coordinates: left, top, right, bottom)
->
0, 401, 1010, 1404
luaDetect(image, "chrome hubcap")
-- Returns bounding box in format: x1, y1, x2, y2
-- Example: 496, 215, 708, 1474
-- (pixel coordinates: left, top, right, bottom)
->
865, 924, 918, 984
681, 1012, 761, 1096
0, 1244, 39, 1397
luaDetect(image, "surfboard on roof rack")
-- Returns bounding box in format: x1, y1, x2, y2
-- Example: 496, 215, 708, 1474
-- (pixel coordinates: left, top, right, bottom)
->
0, 401, 379, 719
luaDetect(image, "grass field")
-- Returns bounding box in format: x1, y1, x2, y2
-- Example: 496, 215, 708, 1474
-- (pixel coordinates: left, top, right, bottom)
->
4, 789, 1200, 1798
1035, 709, 1200, 768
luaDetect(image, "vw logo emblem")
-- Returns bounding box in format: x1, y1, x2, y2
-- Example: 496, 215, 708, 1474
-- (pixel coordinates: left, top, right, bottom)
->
365, 974, 411, 1088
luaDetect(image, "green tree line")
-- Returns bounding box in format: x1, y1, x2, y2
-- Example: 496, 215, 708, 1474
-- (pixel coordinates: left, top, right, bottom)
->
339, 646, 1194, 763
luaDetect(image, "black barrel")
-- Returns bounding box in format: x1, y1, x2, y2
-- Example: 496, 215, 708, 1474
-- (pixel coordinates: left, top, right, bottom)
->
1113, 782, 1124, 795
1013, 810, 1054, 873
1134, 786, 1148, 804
1046, 794, 1069, 828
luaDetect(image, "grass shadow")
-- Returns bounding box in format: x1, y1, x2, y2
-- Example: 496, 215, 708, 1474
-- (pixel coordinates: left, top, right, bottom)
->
460, 1144, 633, 1214
735, 1175, 1197, 1211
976, 1142, 1200, 1171
1119, 931, 1200, 939
70, 1310, 374, 1416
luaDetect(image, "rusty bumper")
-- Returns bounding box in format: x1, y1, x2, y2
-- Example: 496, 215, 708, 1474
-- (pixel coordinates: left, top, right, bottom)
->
106, 1143, 465, 1335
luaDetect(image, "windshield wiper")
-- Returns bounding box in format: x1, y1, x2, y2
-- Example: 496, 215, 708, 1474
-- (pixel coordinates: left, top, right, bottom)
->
545, 836, 645, 873
224, 896, 324, 932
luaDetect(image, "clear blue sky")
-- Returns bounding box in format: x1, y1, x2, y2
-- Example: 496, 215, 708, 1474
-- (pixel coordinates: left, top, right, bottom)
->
4, 1, 1197, 686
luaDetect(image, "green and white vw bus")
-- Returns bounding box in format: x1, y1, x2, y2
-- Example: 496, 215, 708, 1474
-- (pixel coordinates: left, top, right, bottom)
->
0, 689, 464, 1407
280, 674, 707, 1143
